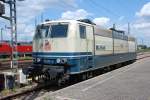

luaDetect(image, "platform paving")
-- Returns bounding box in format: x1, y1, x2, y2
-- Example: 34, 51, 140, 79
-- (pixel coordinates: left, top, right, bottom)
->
36, 56, 150, 100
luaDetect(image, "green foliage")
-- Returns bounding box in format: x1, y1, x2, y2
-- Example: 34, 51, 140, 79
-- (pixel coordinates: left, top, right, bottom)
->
137, 48, 150, 53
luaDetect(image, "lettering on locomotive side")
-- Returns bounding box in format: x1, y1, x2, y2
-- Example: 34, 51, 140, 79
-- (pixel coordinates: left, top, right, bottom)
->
96, 44, 106, 50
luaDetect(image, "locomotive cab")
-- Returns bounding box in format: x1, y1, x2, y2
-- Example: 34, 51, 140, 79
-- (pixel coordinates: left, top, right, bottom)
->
32, 20, 95, 75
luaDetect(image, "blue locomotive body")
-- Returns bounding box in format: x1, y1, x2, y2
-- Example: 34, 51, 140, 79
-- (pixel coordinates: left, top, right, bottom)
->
32, 52, 136, 74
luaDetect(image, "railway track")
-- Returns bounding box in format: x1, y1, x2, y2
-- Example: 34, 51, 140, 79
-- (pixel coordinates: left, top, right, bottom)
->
0, 82, 62, 100
0, 60, 32, 71
0, 53, 150, 100
0, 77, 73, 100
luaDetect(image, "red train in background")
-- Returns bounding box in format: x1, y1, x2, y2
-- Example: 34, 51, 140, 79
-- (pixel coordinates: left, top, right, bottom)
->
0, 41, 32, 58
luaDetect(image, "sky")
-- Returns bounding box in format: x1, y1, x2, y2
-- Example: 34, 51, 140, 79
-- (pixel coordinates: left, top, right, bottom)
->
0, 0, 150, 46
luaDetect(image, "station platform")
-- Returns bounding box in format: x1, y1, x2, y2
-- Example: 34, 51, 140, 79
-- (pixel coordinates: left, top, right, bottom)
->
36, 56, 150, 100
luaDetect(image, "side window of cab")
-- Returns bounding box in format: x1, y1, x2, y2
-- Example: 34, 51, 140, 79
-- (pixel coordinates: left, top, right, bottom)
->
79, 25, 86, 39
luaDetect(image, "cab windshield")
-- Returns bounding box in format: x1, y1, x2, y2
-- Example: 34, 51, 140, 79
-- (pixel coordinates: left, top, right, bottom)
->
34, 23, 68, 39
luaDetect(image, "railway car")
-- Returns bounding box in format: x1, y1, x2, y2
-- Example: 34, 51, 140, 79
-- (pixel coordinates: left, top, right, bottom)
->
0, 42, 12, 58
0, 42, 32, 58
25, 19, 137, 84
17, 43, 32, 57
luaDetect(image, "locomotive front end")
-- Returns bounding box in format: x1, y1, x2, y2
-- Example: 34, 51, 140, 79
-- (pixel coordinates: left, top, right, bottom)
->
28, 20, 77, 83
33, 22, 70, 65
23, 19, 95, 85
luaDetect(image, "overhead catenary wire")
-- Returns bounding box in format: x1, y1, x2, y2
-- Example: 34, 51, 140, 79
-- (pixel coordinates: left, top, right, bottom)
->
60, 0, 77, 10
87, 0, 120, 18
58, 0, 95, 20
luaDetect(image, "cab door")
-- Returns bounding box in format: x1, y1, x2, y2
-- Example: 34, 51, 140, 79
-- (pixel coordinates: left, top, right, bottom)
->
86, 26, 94, 68
78, 25, 92, 70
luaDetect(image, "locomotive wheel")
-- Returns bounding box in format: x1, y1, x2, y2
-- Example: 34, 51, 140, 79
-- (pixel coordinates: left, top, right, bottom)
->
57, 78, 62, 86
82, 74, 87, 80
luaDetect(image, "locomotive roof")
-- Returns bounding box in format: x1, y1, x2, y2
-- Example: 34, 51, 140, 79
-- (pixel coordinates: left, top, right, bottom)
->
41, 19, 135, 40
42, 19, 95, 26
128, 36, 136, 41
94, 26, 112, 38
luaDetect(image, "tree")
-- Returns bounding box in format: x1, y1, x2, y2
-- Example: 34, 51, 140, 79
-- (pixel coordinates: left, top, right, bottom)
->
138, 45, 147, 50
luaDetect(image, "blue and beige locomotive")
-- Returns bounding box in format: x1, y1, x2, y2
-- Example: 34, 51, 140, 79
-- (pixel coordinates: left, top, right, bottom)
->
26, 19, 136, 83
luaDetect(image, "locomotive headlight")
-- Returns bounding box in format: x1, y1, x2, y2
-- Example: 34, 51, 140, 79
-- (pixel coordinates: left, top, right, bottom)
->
33, 58, 36, 62
37, 58, 41, 62
61, 58, 67, 64
56, 58, 67, 64
56, 58, 61, 63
